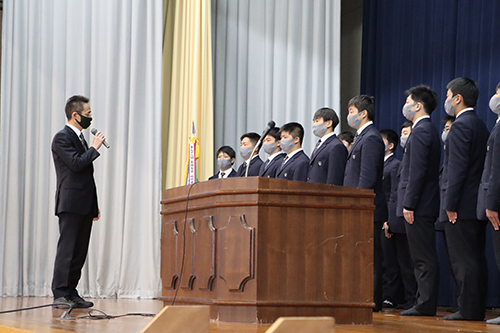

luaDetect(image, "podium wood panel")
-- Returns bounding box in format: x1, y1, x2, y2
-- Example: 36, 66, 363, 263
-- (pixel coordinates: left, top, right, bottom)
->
160, 177, 375, 324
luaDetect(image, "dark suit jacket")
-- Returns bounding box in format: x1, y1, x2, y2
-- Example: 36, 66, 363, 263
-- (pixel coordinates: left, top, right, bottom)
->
397, 118, 441, 219
477, 121, 500, 220
208, 168, 237, 180
307, 134, 347, 185
386, 160, 406, 234
344, 124, 387, 222
440, 110, 489, 221
52, 125, 100, 217
259, 152, 285, 178
276, 150, 310, 182
236, 156, 264, 177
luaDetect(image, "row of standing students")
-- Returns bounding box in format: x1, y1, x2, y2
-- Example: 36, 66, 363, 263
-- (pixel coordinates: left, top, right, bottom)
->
209, 77, 500, 324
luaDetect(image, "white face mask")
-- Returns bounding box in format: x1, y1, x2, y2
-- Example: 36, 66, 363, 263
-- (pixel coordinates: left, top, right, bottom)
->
239, 146, 254, 160
444, 96, 457, 116
400, 135, 408, 148
312, 122, 328, 138
347, 113, 363, 129
402, 102, 417, 121
280, 138, 294, 153
489, 95, 500, 115
262, 141, 278, 155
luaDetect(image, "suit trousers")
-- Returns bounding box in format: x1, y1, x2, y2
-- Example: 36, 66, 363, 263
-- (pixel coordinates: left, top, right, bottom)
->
374, 220, 383, 310
52, 212, 93, 299
392, 233, 417, 306
405, 215, 439, 315
381, 233, 404, 304
444, 219, 487, 320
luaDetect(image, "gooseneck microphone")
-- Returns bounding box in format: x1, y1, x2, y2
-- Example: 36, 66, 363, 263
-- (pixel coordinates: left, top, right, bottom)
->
245, 120, 276, 177
90, 128, 110, 149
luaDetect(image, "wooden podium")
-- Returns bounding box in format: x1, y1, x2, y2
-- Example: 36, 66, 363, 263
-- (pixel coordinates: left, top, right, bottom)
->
159, 177, 375, 324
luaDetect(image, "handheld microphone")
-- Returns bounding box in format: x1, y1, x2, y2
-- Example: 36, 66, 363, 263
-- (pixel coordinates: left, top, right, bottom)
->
91, 128, 110, 149
245, 120, 276, 177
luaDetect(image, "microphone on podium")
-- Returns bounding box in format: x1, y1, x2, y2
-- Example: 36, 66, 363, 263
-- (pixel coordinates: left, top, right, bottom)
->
91, 128, 110, 149
245, 120, 276, 177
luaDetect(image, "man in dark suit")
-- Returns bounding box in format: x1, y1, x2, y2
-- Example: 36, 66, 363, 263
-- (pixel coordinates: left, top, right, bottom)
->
307, 107, 347, 185
276, 122, 309, 182
51, 95, 106, 308
259, 127, 285, 178
209, 146, 238, 180
441, 77, 489, 321
236, 132, 264, 177
343, 95, 387, 311
477, 83, 500, 325
381, 127, 416, 310
396, 85, 441, 317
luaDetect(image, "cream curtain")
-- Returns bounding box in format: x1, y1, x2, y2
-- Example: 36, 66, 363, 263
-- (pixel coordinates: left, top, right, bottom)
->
163, 0, 214, 189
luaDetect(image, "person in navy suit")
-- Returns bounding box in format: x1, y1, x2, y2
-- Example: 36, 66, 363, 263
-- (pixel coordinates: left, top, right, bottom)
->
477, 83, 500, 325
235, 132, 264, 177
383, 125, 417, 310
51, 95, 106, 309
276, 122, 309, 182
259, 127, 285, 178
440, 77, 489, 321
209, 146, 238, 180
396, 86, 441, 317
307, 107, 347, 185
343, 95, 387, 311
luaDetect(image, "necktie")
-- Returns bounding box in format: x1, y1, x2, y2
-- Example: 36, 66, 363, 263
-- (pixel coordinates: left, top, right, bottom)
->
280, 156, 289, 170
311, 140, 321, 158
220, 172, 225, 178
264, 159, 270, 170
80, 133, 88, 151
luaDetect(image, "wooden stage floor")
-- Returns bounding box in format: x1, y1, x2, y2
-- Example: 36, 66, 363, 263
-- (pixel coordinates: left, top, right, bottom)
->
1, 297, 500, 332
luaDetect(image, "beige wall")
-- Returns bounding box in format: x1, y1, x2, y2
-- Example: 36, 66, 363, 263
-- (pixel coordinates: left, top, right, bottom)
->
340, 0, 363, 132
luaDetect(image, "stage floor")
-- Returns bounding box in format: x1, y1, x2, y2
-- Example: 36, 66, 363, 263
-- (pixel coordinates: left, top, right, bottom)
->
0, 297, 500, 332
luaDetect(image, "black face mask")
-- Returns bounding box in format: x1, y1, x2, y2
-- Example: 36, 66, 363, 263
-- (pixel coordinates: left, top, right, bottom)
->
77, 114, 92, 129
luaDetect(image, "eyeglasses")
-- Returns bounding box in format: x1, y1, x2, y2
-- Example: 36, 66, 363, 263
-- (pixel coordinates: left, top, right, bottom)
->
78, 111, 92, 117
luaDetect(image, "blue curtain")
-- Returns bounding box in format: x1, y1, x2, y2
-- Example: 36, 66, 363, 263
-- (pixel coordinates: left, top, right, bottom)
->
361, 0, 500, 307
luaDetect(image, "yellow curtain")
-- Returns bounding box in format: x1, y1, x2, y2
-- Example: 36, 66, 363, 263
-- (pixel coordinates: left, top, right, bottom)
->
162, 0, 214, 190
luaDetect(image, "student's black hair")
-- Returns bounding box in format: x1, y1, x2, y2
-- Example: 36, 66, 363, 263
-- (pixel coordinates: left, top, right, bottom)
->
216, 146, 236, 162
280, 122, 304, 145
446, 77, 479, 107
240, 132, 261, 146
347, 95, 375, 121
266, 127, 281, 141
338, 131, 354, 144
405, 85, 438, 114
313, 107, 340, 130
380, 129, 399, 153
401, 121, 413, 129
442, 115, 455, 124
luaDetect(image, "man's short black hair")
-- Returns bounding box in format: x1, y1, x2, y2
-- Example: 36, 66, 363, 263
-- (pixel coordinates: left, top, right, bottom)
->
280, 122, 304, 145
401, 120, 413, 129
266, 127, 281, 142
338, 131, 354, 144
216, 146, 236, 162
405, 85, 438, 114
442, 115, 455, 124
380, 129, 398, 153
240, 132, 261, 146
65, 95, 89, 120
348, 95, 375, 121
446, 77, 479, 107
313, 107, 340, 130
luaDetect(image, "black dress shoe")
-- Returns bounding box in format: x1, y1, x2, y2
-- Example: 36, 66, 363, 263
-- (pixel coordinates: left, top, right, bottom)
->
400, 307, 429, 316
446, 306, 459, 313
53, 296, 76, 309
70, 295, 94, 308
383, 300, 395, 308
487, 316, 500, 324
443, 311, 465, 320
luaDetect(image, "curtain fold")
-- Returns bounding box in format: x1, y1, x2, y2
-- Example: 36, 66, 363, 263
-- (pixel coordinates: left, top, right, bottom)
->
211, 0, 341, 169
163, 0, 214, 189
0, 0, 162, 297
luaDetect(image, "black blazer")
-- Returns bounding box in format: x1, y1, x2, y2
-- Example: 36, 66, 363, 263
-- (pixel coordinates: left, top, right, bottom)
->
208, 168, 237, 180
477, 121, 500, 220
440, 110, 489, 221
52, 125, 100, 217
307, 134, 347, 186
397, 118, 441, 218
236, 156, 264, 177
276, 150, 310, 182
344, 124, 387, 222
259, 152, 285, 178
386, 160, 406, 234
